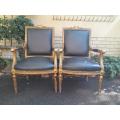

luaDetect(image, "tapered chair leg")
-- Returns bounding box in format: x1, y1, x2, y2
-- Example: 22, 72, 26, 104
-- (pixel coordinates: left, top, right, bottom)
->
59, 73, 63, 93
98, 75, 103, 95
12, 73, 18, 95
53, 73, 57, 93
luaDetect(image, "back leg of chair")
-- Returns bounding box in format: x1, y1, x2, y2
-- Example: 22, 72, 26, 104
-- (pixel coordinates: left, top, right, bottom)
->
53, 73, 57, 93
86, 76, 89, 82
12, 73, 18, 95
98, 75, 103, 95
59, 73, 63, 93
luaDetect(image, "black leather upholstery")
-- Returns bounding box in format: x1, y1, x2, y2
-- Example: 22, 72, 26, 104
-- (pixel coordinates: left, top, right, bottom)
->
64, 29, 90, 56
27, 28, 52, 55
63, 57, 101, 71
14, 57, 54, 70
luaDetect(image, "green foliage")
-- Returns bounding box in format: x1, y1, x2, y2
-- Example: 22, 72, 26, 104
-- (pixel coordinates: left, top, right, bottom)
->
0, 57, 7, 70
93, 56, 120, 79
10, 16, 33, 43
0, 15, 33, 44
0, 16, 11, 41
104, 56, 120, 79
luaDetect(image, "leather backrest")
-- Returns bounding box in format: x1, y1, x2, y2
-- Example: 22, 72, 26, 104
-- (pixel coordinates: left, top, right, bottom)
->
27, 28, 53, 55
64, 29, 90, 56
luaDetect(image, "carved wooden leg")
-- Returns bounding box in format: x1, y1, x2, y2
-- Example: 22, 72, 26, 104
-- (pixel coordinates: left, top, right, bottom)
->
98, 75, 103, 95
12, 73, 17, 95
59, 73, 63, 93
53, 73, 57, 93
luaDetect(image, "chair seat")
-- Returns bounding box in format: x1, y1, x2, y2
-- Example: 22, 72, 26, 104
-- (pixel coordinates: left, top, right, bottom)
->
14, 57, 54, 70
63, 57, 101, 71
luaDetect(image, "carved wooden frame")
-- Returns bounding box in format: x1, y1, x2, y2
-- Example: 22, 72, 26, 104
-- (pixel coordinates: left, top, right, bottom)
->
11, 26, 58, 94
59, 26, 105, 94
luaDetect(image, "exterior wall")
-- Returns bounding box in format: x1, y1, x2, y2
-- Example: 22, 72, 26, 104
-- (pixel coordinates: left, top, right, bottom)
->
28, 15, 120, 56
0, 15, 120, 58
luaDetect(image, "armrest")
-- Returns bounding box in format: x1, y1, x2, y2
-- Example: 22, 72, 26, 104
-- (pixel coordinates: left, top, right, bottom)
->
59, 49, 63, 73
11, 47, 23, 70
91, 48, 105, 55
11, 48, 18, 52
11, 46, 24, 52
90, 48, 105, 73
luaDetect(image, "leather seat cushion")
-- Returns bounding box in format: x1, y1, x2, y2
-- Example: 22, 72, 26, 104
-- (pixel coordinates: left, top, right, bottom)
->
63, 57, 101, 71
14, 57, 54, 70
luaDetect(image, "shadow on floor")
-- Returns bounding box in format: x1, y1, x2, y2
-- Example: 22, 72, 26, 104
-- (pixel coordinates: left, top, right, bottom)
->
0, 74, 120, 105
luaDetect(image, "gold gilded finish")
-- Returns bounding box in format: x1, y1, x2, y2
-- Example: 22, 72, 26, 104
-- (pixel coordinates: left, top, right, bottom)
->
59, 27, 105, 94
11, 26, 58, 94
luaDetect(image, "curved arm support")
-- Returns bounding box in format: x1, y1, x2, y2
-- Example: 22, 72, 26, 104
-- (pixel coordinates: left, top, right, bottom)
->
90, 48, 105, 74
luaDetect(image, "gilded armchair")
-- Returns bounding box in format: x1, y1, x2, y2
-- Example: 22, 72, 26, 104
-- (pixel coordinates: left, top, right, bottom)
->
59, 27, 105, 94
11, 26, 58, 94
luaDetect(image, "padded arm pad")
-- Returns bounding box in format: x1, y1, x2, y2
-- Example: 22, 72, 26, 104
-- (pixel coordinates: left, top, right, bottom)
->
11, 46, 24, 52
91, 48, 105, 54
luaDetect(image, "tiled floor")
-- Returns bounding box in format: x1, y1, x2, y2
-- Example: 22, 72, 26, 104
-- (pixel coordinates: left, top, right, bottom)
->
0, 73, 120, 105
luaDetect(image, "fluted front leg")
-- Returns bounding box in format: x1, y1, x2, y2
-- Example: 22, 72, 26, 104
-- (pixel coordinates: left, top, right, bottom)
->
12, 72, 17, 95
53, 48, 58, 93
58, 49, 63, 93
53, 72, 57, 93
11, 48, 18, 94
98, 75, 103, 95
59, 73, 63, 93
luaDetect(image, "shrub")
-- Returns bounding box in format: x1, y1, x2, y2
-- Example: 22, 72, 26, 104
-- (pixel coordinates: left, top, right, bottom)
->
9, 15, 33, 44
104, 56, 120, 79
0, 15, 33, 45
0, 57, 7, 70
93, 56, 120, 79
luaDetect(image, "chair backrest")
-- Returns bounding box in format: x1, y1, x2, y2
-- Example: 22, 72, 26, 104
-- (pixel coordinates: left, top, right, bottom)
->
63, 28, 90, 56
25, 26, 53, 56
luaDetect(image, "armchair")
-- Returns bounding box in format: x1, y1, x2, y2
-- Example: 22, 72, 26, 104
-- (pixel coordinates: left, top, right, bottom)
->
59, 27, 105, 94
11, 26, 58, 94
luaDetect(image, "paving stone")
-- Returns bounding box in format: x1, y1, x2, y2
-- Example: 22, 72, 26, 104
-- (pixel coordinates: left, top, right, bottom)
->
0, 70, 120, 104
